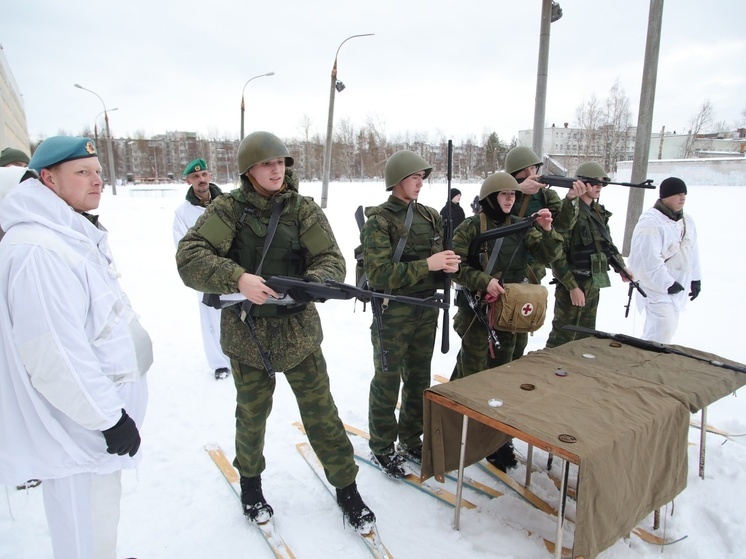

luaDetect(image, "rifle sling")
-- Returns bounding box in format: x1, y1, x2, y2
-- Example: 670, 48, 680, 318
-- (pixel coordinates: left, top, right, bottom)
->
382, 201, 415, 309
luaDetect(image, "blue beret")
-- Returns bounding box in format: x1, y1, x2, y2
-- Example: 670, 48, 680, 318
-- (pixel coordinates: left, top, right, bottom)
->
183, 158, 208, 178
29, 136, 98, 172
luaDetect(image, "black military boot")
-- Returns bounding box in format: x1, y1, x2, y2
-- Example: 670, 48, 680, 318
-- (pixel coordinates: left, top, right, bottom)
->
486, 441, 518, 472
371, 449, 406, 478
336, 481, 376, 534
240, 475, 273, 523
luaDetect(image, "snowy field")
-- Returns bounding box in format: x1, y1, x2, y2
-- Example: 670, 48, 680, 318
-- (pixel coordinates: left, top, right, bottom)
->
1, 179, 745, 559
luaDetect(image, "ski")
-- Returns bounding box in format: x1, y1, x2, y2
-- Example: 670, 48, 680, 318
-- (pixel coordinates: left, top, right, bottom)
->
204, 444, 296, 559
300, 422, 574, 556
690, 420, 745, 440
341, 422, 502, 500
292, 421, 477, 508
295, 442, 394, 559
477, 460, 688, 546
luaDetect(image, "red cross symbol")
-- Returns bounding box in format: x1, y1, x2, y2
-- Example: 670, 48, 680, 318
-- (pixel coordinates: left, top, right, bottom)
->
521, 303, 534, 316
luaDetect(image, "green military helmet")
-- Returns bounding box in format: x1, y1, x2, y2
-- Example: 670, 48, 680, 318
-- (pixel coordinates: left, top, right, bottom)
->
238, 131, 295, 174
576, 161, 609, 181
479, 172, 519, 200
384, 150, 432, 190
504, 146, 543, 176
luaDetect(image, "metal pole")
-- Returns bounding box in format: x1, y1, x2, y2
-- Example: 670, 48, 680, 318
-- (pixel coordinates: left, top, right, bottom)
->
553, 459, 570, 559
240, 72, 275, 141
622, 0, 664, 255
320, 33, 374, 209
453, 415, 469, 530
103, 113, 117, 195
74, 84, 118, 195
699, 406, 707, 479
532, 0, 552, 158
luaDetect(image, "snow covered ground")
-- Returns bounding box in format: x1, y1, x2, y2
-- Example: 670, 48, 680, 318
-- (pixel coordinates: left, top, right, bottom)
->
2, 179, 745, 559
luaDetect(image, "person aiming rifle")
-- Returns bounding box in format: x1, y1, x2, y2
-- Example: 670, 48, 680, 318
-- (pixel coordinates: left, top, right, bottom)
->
545, 161, 638, 348
359, 150, 459, 478
504, 146, 584, 281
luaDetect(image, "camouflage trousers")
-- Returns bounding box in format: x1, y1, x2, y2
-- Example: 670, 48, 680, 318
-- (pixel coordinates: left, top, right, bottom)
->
231, 349, 358, 489
452, 307, 528, 379
545, 278, 600, 348
368, 300, 438, 455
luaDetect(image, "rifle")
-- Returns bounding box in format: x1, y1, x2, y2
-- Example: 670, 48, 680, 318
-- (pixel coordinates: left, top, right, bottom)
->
467, 215, 537, 263
263, 276, 448, 310
238, 301, 275, 377
354, 205, 387, 371
562, 325, 746, 375
624, 283, 634, 318
441, 139, 453, 354
537, 174, 655, 189
461, 289, 500, 350
202, 293, 276, 377
605, 250, 648, 298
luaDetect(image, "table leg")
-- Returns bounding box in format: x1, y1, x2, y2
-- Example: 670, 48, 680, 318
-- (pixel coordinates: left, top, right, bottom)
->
525, 443, 534, 487
699, 406, 707, 479
453, 414, 470, 530
554, 459, 570, 559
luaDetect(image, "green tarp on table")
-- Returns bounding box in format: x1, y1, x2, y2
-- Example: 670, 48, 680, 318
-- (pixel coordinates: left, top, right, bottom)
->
422, 337, 746, 559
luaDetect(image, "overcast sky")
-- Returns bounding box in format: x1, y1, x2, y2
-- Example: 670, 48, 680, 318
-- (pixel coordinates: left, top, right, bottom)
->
2, 0, 744, 145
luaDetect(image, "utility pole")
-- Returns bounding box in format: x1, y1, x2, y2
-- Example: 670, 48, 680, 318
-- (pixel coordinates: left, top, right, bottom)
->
622, 0, 664, 255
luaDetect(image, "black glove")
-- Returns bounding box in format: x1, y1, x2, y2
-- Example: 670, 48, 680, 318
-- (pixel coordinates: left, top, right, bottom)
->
689, 280, 701, 301
286, 276, 318, 304
102, 410, 141, 457
667, 281, 685, 295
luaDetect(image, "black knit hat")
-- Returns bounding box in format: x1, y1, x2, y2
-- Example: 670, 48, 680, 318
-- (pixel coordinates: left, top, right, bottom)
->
450, 188, 462, 199
659, 177, 687, 199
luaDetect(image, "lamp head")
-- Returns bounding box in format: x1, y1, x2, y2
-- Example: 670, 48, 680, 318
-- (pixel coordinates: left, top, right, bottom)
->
551, 2, 563, 22
335, 80, 346, 93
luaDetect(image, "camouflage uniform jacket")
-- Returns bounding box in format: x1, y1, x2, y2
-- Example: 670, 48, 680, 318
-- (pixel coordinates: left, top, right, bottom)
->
551, 199, 624, 292
453, 214, 563, 293
360, 196, 444, 297
176, 170, 345, 371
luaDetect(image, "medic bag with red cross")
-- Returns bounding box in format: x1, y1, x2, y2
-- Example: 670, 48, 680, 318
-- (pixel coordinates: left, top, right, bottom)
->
489, 282, 548, 334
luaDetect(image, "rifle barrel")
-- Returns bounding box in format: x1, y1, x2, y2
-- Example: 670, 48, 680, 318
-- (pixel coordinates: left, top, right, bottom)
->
539, 174, 655, 189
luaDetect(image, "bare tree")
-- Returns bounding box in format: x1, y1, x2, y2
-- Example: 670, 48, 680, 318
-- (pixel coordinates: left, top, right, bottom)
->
601, 80, 633, 172
334, 117, 356, 181
575, 93, 603, 162
681, 99, 714, 158
297, 114, 314, 179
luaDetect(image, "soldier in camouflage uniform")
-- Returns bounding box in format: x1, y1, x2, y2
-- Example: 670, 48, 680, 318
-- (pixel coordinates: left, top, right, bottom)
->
545, 161, 634, 348
452, 172, 563, 377
506, 146, 583, 281
176, 131, 375, 533
452, 172, 563, 471
360, 150, 459, 478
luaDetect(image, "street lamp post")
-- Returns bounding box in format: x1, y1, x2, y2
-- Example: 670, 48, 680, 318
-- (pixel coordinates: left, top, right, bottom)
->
240, 72, 275, 140
94, 108, 118, 164
75, 83, 118, 195
320, 33, 374, 209
531, 1, 562, 160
